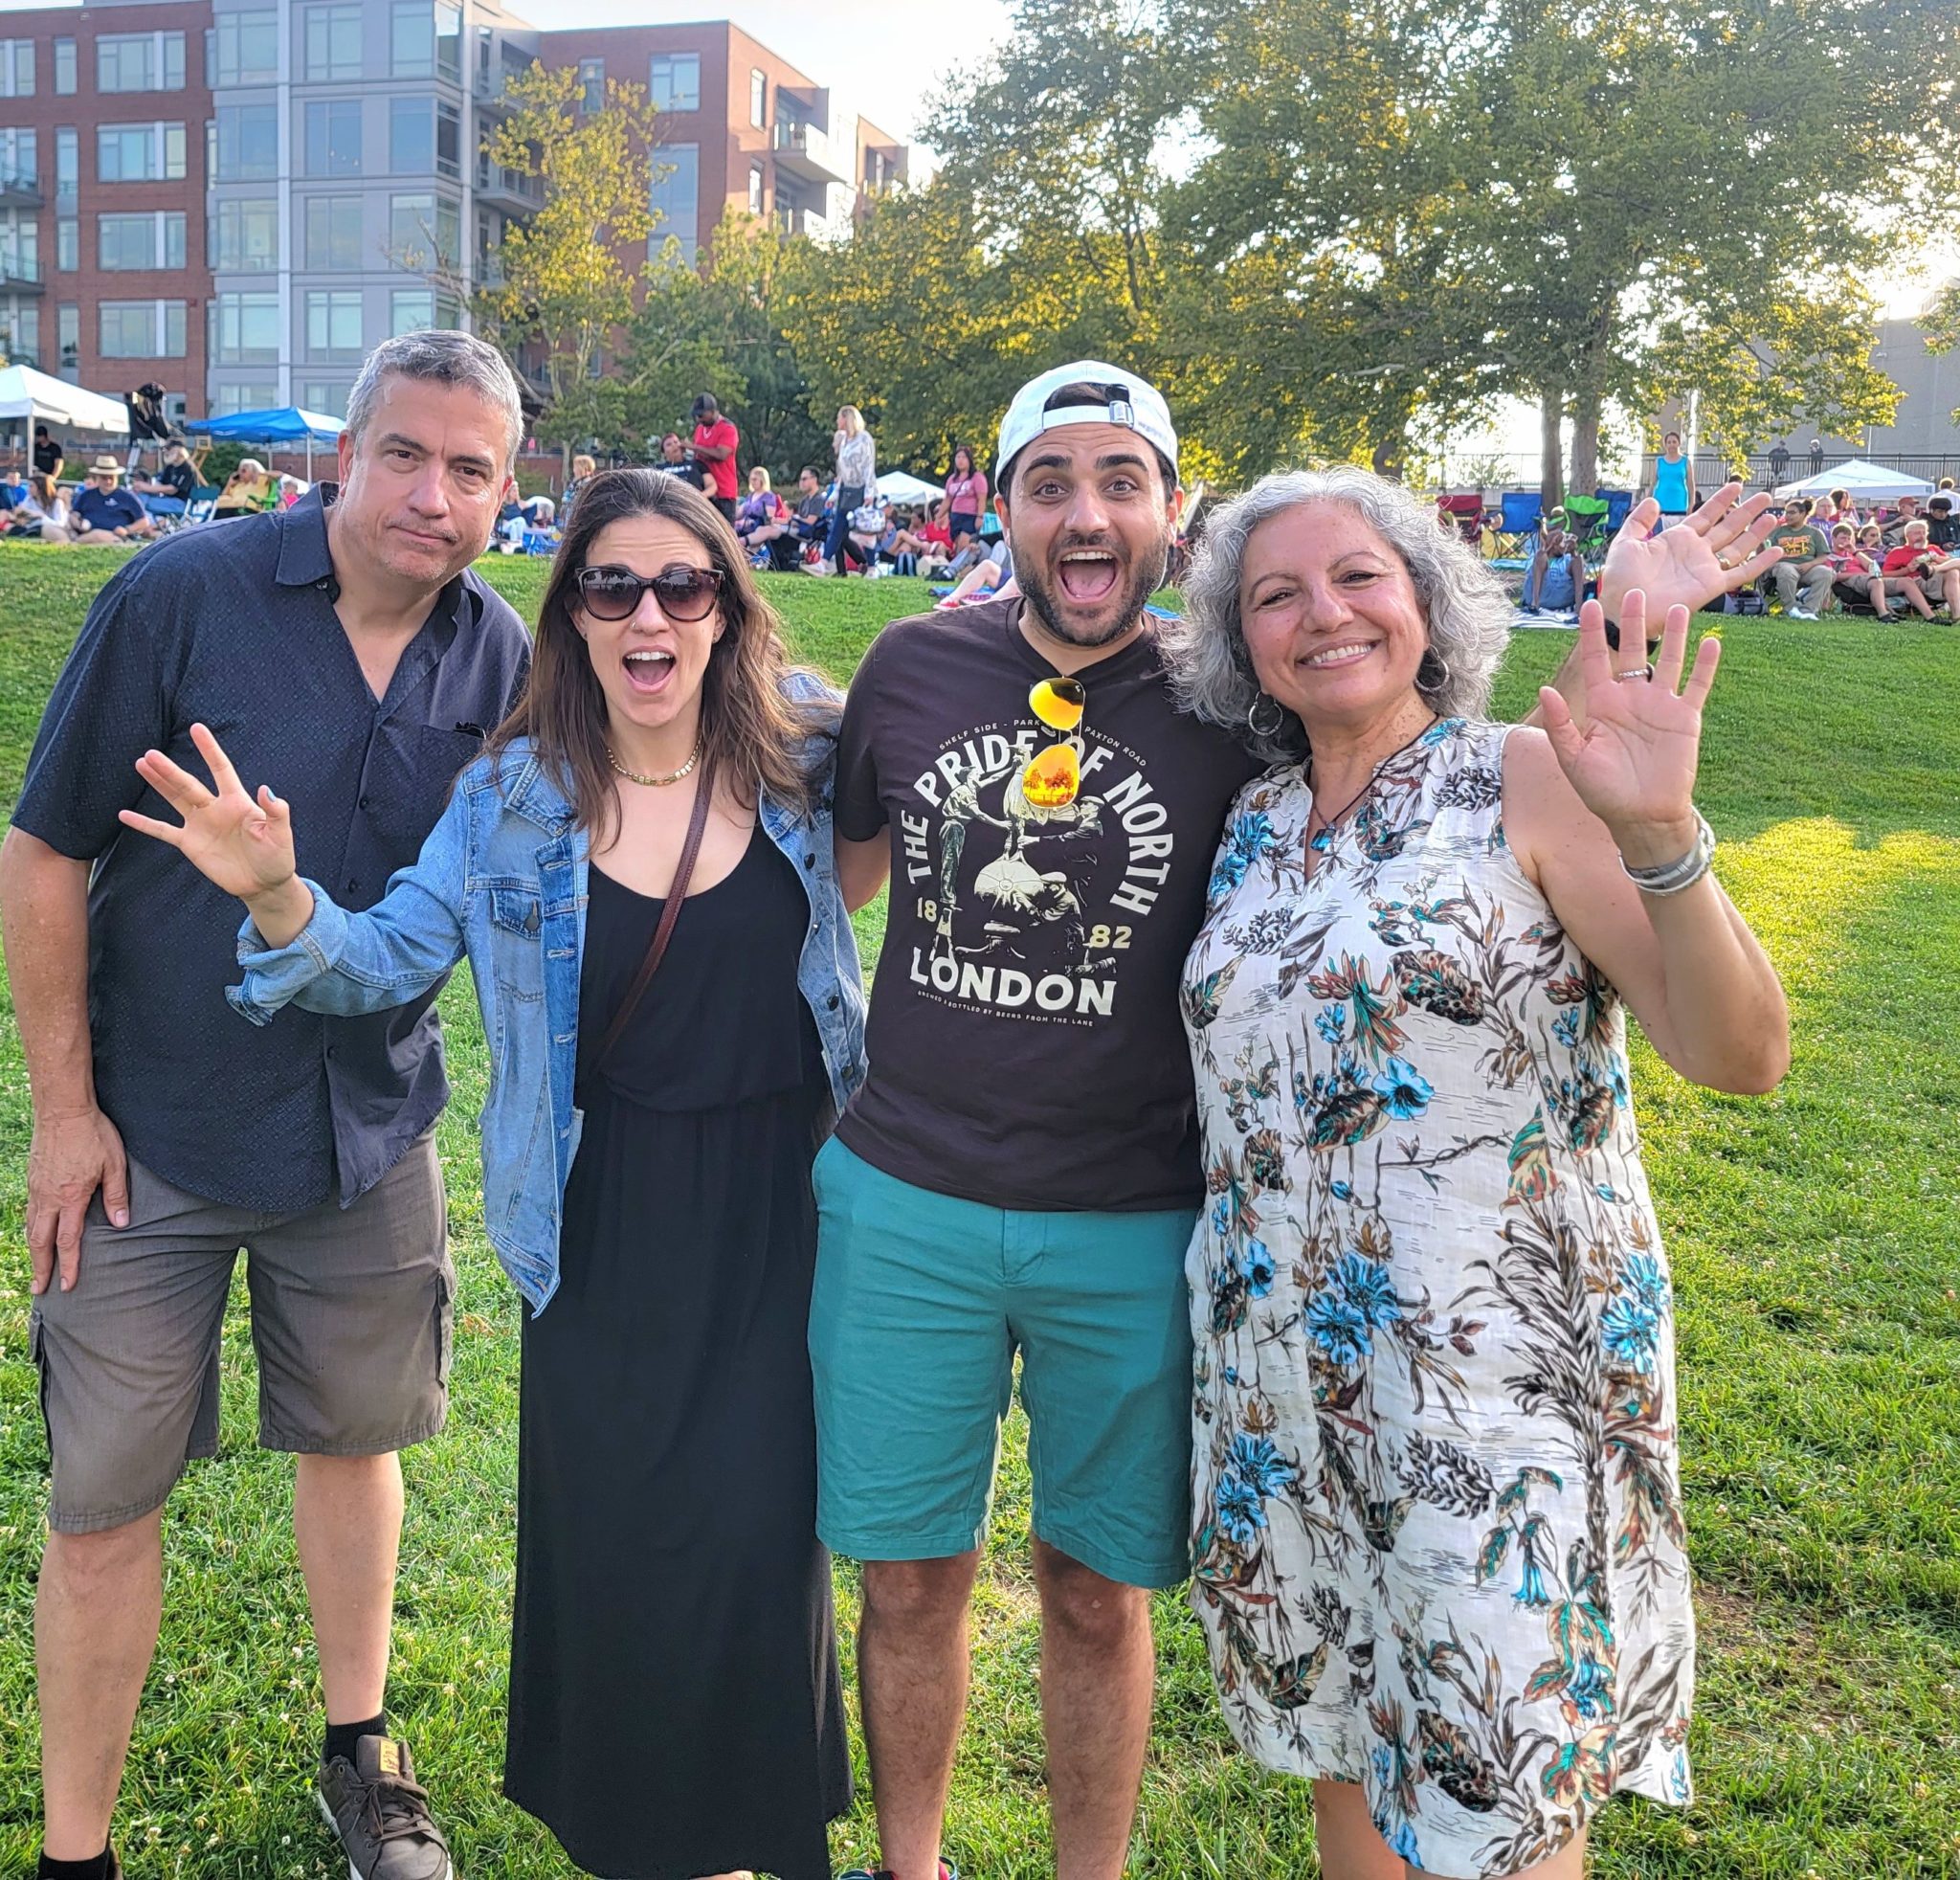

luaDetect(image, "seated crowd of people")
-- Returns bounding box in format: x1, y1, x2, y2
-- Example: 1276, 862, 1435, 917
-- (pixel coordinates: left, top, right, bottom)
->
2, 431, 309, 548
1499, 478, 1960, 624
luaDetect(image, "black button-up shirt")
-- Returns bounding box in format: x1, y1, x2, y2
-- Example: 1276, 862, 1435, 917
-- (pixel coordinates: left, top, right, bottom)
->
12, 490, 531, 1212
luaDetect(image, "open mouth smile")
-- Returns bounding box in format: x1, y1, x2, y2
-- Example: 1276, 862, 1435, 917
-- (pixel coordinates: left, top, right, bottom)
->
622, 648, 678, 694
1055, 548, 1122, 604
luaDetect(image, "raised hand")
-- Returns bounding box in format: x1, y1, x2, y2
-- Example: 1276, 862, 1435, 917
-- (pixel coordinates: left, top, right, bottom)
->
1534, 593, 1717, 864
119, 723, 300, 903
1597, 483, 1784, 629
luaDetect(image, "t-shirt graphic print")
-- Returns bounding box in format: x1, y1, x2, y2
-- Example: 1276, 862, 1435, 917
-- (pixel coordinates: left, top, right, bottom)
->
835, 596, 1260, 1214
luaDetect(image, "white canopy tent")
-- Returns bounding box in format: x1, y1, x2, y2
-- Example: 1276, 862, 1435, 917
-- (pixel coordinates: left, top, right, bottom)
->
0, 364, 131, 436
1772, 458, 1936, 503
877, 471, 944, 506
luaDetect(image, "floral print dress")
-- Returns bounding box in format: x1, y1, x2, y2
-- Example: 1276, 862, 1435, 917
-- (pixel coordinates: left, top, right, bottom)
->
1181, 718, 1694, 1879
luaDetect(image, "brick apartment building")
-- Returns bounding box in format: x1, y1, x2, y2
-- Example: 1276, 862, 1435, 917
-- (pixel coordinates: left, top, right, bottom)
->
0, 0, 906, 426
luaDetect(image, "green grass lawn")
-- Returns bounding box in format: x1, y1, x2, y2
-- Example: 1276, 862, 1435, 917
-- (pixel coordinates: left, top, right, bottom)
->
0, 542, 1956, 1876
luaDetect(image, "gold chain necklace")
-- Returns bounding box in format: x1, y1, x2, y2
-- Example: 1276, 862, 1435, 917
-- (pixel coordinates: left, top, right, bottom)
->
606, 738, 702, 787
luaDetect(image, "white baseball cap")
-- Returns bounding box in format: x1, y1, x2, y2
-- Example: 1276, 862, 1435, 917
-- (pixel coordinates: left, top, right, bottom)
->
994, 360, 1179, 489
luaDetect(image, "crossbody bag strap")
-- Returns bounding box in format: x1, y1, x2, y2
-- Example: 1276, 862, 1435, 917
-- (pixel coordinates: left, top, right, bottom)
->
591, 756, 717, 1071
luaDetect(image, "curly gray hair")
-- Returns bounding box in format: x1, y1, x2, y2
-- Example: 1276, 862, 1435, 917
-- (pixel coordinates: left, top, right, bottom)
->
1162, 467, 1516, 764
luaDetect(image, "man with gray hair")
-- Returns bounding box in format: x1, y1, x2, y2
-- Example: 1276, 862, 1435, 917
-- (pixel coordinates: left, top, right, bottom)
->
1, 328, 531, 1880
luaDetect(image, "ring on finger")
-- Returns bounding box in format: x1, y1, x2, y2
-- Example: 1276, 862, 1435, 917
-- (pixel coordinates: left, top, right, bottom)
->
1617, 664, 1655, 681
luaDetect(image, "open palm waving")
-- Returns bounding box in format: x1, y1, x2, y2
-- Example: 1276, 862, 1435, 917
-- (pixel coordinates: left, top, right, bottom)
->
1596, 481, 1785, 627
1535, 592, 1715, 857
120, 723, 307, 923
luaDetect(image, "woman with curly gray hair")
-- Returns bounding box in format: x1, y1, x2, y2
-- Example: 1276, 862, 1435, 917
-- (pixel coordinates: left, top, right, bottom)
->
1162, 468, 1789, 1878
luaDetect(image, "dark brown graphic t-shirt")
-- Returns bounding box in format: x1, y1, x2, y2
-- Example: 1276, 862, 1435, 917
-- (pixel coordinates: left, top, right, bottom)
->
835, 597, 1262, 1212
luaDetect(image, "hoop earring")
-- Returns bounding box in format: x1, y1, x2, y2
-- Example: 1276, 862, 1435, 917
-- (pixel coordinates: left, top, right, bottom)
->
1416, 648, 1453, 697
1247, 693, 1286, 738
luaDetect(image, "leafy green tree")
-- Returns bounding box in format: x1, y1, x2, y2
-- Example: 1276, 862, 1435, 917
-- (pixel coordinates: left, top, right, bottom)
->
477, 65, 664, 456
627, 214, 833, 480
1172, 0, 1956, 493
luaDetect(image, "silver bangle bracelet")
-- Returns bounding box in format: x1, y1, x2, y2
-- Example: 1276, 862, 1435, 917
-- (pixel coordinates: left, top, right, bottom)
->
1621, 810, 1716, 895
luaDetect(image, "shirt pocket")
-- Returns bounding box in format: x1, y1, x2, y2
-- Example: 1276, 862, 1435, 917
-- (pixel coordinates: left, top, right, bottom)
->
483, 880, 546, 996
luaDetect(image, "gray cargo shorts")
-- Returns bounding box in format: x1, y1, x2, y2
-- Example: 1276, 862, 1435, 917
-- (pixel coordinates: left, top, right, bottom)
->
27, 1131, 454, 1534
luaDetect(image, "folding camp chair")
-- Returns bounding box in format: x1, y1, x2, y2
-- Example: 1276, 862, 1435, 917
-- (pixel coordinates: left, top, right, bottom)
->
1437, 492, 1483, 546
183, 483, 222, 526
1597, 489, 1635, 534
1550, 494, 1611, 558
1490, 492, 1543, 567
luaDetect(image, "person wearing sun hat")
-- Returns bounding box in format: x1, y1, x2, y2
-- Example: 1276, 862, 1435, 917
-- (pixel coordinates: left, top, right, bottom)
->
67, 456, 157, 546
817, 362, 1263, 1880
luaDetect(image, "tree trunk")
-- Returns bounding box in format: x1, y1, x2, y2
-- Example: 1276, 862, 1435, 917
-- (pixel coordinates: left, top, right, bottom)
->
1371, 432, 1406, 481
1570, 383, 1602, 495
1539, 386, 1564, 513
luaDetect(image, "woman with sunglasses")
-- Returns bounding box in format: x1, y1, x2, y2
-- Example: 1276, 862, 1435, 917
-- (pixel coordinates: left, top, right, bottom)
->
116, 468, 865, 1880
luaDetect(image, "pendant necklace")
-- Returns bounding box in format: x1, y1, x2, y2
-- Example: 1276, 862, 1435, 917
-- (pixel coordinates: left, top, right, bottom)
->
1305, 714, 1439, 854
606, 738, 702, 787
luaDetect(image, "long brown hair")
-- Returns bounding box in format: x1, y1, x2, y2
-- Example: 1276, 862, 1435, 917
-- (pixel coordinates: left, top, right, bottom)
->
488, 467, 832, 847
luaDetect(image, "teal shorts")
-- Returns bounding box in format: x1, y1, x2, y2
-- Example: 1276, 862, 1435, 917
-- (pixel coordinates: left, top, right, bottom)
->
808, 1137, 1197, 1589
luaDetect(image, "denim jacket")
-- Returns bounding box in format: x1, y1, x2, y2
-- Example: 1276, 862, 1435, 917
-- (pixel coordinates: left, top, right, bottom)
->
227, 705, 867, 1312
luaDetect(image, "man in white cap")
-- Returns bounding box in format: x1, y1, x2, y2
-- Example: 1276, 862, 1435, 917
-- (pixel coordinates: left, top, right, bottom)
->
817, 364, 1261, 1880
67, 457, 158, 545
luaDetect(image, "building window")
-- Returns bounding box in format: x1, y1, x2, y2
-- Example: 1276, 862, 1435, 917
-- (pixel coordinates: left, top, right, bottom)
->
389, 190, 458, 268
98, 34, 187, 94
578, 56, 604, 114
390, 288, 434, 334
305, 100, 363, 176
304, 194, 364, 270
0, 127, 36, 190
57, 302, 78, 374
213, 289, 280, 363
0, 302, 38, 364
214, 104, 278, 181
435, 3, 461, 79
299, 380, 350, 418
212, 197, 278, 271
210, 11, 278, 86
56, 216, 76, 270
212, 380, 271, 415
749, 68, 766, 128
306, 288, 365, 359
100, 300, 187, 358
54, 127, 74, 200
303, 6, 364, 82
100, 212, 186, 270
99, 123, 188, 184
0, 39, 33, 98
53, 38, 75, 95
435, 101, 459, 178
747, 162, 764, 215
649, 143, 699, 256
648, 54, 700, 113
390, 1, 434, 78
0, 216, 37, 283
390, 97, 433, 173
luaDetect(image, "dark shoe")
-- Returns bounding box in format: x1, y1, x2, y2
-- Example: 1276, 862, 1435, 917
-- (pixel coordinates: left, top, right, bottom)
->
836, 1866, 959, 1879
316, 1735, 454, 1880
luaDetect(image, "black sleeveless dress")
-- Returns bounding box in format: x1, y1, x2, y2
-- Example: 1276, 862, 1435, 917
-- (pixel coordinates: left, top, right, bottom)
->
502, 825, 851, 1880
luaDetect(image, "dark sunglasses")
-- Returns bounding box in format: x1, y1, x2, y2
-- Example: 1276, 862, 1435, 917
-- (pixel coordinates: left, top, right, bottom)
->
573, 563, 724, 622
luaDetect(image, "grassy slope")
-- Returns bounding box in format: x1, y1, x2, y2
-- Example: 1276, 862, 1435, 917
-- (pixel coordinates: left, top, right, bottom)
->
0, 543, 1955, 1875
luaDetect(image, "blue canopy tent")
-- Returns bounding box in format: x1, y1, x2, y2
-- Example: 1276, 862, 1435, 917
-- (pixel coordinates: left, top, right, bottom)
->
185, 405, 345, 479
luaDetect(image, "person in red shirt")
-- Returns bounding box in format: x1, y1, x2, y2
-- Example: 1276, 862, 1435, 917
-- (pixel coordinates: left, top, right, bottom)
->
686, 392, 741, 523
1881, 521, 1955, 619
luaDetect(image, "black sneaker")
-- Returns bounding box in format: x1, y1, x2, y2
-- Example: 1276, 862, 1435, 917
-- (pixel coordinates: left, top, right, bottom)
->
315, 1734, 454, 1880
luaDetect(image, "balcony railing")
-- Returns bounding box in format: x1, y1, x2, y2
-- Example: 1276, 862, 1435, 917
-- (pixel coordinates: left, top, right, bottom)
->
0, 253, 43, 288
0, 168, 43, 206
